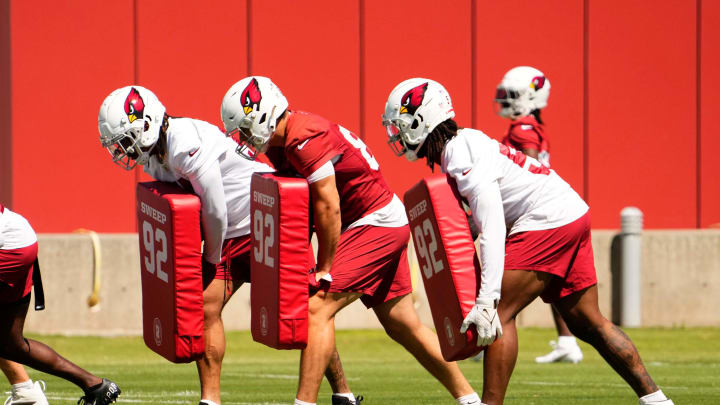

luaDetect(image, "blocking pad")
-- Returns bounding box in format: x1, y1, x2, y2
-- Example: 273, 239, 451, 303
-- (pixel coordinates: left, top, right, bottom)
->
136, 181, 204, 363
404, 174, 484, 361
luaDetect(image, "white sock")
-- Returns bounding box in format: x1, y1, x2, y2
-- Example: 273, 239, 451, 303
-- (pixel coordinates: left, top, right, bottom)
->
294, 399, 315, 405
199, 400, 219, 405
12, 379, 33, 391
332, 393, 356, 404
639, 390, 668, 404
456, 392, 482, 405
557, 335, 577, 347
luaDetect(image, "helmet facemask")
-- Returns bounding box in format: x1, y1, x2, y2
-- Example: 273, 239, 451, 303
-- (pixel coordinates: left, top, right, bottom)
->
225, 106, 277, 161
495, 86, 533, 119
383, 114, 426, 162
99, 116, 157, 170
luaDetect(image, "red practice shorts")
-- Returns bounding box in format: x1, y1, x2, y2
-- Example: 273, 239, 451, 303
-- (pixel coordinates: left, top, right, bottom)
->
327, 225, 412, 308
202, 235, 252, 288
504, 212, 597, 303
0, 243, 37, 304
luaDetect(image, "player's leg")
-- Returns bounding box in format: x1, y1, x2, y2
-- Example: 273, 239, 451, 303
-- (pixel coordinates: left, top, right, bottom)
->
481, 269, 552, 405
372, 293, 475, 399
324, 346, 363, 405
0, 358, 29, 384
197, 277, 240, 405
535, 304, 583, 363
296, 291, 361, 404
0, 295, 119, 403
555, 286, 669, 402
1, 358, 49, 405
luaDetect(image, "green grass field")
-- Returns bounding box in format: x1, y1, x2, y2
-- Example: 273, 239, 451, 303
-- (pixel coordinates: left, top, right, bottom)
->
19, 328, 720, 404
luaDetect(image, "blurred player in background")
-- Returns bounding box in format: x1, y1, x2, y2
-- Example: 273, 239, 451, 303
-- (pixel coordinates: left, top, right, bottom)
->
382, 78, 674, 405
221, 76, 481, 405
1, 359, 48, 405
495, 66, 583, 364
0, 204, 121, 405
98, 86, 357, 405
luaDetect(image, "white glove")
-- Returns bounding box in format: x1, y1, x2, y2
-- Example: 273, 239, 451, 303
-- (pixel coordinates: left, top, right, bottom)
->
460, 296, 503, 347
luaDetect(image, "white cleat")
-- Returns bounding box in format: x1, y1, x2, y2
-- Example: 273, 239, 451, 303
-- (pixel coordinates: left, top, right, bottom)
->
4, 381, 49, 405
639, 399, 674, 405
535, 340, 583, 364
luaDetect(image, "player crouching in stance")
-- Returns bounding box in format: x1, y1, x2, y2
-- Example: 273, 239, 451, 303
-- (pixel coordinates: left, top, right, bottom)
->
0, 205, 120, 405
222, 76, 481, 405
382, 78, 674, 405
98, 86, 356, 405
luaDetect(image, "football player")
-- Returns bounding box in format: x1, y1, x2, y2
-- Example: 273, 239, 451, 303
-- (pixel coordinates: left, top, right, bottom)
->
221, 76, 481, 405
495, 66, 583, 364
382, 78, 674, 405
0, 205, 121, 405
98, 86, 358, 405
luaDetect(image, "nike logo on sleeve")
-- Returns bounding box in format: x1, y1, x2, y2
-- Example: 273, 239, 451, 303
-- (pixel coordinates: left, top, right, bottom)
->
297, 139, 311, 150
189, 148, 199, 157
462, 168, 472, 176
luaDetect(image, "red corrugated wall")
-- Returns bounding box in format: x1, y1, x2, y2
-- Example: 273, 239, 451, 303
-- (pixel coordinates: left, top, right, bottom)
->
0, 0, 715, 231
700, 0, 720, 227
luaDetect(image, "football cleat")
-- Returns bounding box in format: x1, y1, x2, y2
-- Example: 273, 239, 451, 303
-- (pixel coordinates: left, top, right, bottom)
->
331, 394, 364, 405
77, 379, 121, 405
535, 340, 583, 364
4, 380, 49, 405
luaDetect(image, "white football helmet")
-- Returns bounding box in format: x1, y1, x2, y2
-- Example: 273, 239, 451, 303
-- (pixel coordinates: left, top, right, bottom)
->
97, 86, 166, 170
382, 78, 455, 161
495, 66, 550, 119
221, 76, 288, 160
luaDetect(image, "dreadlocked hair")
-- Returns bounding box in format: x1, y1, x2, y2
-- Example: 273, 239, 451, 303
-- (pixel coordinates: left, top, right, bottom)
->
530, 109, 544, 125
417, 118, 459, 171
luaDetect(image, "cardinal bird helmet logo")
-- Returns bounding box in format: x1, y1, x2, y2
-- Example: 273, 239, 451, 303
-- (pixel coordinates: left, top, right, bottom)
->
400, 82, 428, 116
123, 87, 145, 124
530, 76, 546, 91
241, 78, 262, 115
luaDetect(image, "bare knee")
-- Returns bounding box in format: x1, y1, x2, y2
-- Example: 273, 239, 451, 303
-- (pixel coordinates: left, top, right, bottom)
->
565, 316, 611, 345
382, 318, 415, 343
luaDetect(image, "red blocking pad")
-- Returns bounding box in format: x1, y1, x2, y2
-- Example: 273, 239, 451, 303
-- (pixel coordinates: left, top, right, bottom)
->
404, 174, 483, 361
250, 173, 312, 349
136, 182, 204, 363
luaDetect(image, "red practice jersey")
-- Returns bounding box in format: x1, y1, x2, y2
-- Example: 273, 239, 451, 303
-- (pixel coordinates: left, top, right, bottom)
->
267, 111, 394, 229
501, 115, 550, 167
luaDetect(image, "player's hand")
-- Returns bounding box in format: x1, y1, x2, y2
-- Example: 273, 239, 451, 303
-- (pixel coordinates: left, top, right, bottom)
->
460, 296, 503, 347
308, 268, 332, 294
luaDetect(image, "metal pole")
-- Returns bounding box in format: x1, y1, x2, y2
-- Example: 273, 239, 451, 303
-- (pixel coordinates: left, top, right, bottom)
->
620, 207, 643, 327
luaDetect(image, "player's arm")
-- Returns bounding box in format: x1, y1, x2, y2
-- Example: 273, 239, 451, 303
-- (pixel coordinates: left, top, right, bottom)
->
466, 183, 505, 303
458, 183, 505, 346
309, 174, 341, 279
443, 139, 503, 346
188, 160, 228, 264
